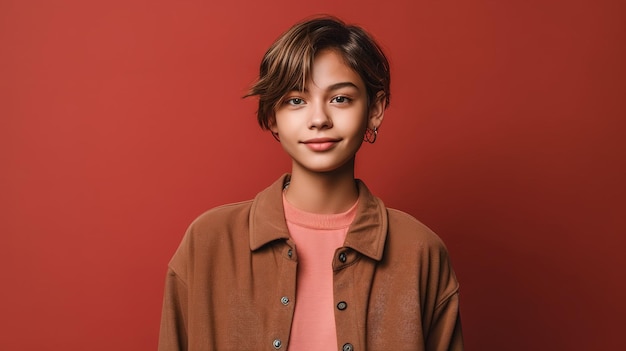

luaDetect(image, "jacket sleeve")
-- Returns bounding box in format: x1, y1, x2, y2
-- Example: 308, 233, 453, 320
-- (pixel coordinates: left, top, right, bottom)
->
422, 236, 464, 351
158, 268, 189, 351
426, 291, 463, 351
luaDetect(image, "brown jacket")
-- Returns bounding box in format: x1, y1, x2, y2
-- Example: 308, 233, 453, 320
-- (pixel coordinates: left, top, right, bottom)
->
159, 175, 463, 351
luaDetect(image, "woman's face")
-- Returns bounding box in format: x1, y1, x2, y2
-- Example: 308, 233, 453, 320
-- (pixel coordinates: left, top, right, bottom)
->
271, 49, 384, 175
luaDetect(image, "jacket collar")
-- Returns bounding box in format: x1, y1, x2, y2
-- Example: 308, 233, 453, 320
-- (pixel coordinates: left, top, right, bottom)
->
249, 174, 388, 261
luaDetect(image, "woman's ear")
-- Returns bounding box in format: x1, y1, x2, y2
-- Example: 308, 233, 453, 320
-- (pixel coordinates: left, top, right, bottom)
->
267, 115, 282, 141
368, 91, 386, 129
268, 115, 278, 133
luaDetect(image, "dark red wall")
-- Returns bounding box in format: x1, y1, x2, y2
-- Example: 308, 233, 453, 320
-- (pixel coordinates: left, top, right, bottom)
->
1, 1, 624, 350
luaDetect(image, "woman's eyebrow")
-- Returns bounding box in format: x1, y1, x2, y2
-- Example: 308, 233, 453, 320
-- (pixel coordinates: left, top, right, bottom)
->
326, 82, 359, 91
291, 82, 359, 94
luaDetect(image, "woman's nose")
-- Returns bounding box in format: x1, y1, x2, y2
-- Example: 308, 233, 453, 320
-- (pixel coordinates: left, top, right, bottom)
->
307, 105, 333, 129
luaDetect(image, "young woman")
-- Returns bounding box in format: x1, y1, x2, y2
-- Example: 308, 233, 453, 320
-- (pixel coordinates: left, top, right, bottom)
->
159, 16, 463, 351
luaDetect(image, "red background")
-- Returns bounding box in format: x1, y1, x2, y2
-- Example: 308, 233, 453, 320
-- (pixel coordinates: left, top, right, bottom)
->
1, 0, 624, 350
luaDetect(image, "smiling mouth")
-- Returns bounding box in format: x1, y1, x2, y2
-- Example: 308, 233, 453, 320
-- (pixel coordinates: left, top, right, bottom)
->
301, 138, 341, 151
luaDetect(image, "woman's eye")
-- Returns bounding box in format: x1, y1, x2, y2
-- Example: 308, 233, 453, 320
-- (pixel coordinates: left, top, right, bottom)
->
286, 98, 304, 105
332, 96, 350, 103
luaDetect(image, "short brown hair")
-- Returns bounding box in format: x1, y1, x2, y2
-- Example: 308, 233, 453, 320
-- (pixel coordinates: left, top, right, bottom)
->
246, 16, 391, 130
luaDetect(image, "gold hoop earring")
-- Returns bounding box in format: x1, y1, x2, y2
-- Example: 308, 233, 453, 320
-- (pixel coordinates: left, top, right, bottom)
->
364, 127, 378, 144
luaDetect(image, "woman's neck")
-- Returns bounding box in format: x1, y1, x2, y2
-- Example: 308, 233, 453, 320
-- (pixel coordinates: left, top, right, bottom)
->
285, 161, 359, 214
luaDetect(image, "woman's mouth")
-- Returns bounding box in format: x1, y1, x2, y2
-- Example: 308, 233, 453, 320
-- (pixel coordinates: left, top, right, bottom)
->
301, 138, 341, 151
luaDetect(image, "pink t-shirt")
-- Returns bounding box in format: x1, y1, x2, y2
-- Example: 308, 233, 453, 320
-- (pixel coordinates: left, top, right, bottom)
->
282, 194, 358, 350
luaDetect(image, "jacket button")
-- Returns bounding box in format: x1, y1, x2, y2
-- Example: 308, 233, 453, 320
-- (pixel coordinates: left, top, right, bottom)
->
280, 296, 290, 305
337, 301, 347, 310
339, 252, 347, 263
342, 343, 354, 351
273, 339, 282, 349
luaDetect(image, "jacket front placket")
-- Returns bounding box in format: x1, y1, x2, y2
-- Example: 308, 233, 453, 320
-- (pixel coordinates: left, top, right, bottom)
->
267, 239, 298, 350
332, 247, 377, 351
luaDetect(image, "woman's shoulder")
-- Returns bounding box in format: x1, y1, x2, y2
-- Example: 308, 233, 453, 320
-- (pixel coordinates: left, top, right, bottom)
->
187, 199, 255, 234
385, 207, 448, 250
169, 199, 256, 276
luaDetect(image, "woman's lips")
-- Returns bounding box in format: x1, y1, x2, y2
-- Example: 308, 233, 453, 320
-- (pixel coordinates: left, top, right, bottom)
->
301, 138, 341, 151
